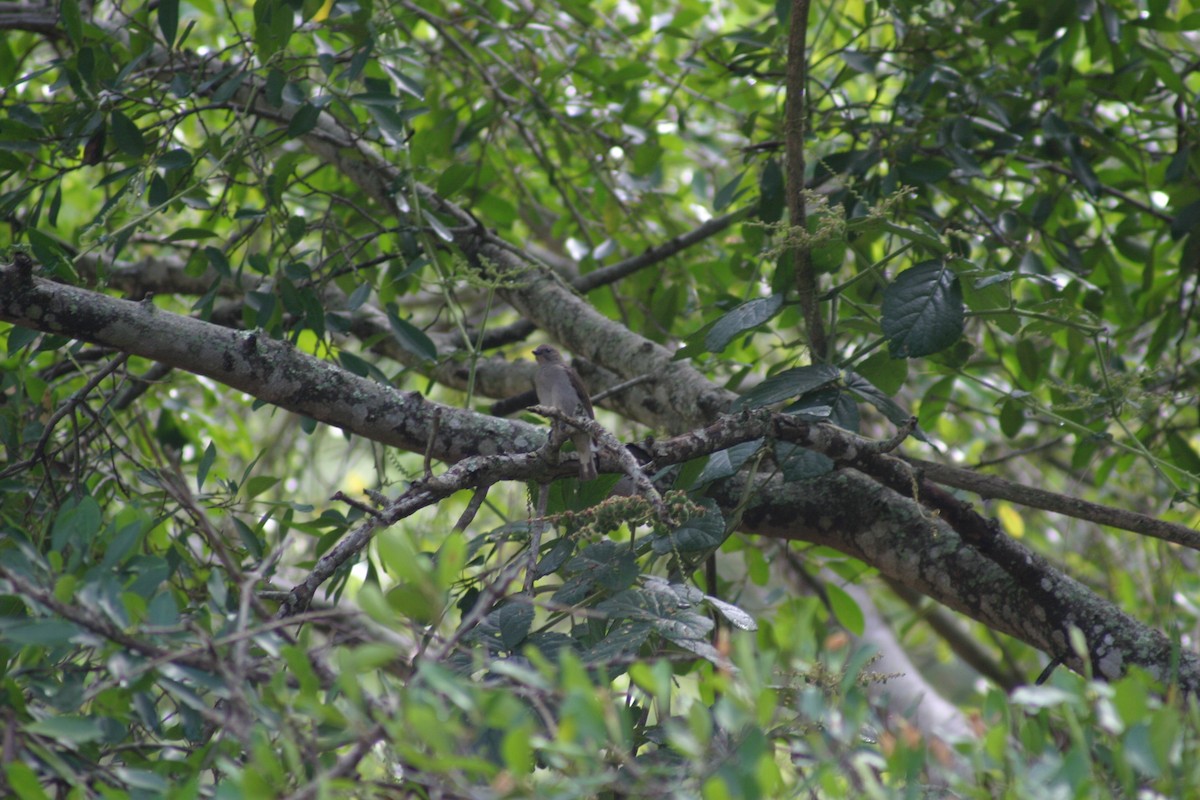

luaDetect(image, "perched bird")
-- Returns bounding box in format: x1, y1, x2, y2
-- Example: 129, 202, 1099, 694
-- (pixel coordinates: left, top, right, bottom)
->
532, 344, 598, 481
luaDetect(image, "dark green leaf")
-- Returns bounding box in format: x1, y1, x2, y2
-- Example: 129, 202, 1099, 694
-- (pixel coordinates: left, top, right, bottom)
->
109, 110, 145, 157
2, 620, 81, 646
287, 103, 321, 138
7, 326, 40, 354
582, 621, 653, 663
158, 149, 192, 170
61, 0, 83, 45
776, 442, 833, 481
652, 500, 726, 555
211, 71, 248, 105
264, 69, 286, 108
732, 363, 840, 410
495, 602, 534, 651
843, 370, 924, 438
713, 169, 747, 211
999, 399, 1024, 438
386, 308, 437, 362
705, 294, 783, 352
757, 159, 784, 223
52, 496, 101, 551
881, 260, 964, 358
197, 442, 216, 491
437, 163, 474, 198
165, 227, 216, 242
159, 0, 179, 47
694, 439, 763, 485
25, 716, 105, 744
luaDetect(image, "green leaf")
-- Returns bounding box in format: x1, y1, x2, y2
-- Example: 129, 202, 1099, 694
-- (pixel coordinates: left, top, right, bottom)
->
197, 441, 216, 491
159, 0, 179, 47
5, 761, 50, 800
495, 602, 534, 651
881, 260, 964, 358
2, 620, 81, 646
61, 0, 83, 45
704, 596, 757, 630
110, 110, 145, 157
437, 163, 474, 197
253, 0, 294, 60
422, 209, 455, 242
757, 159, 784, 223
842, 370, 922, 437
165, 227, 216, 242
732, 363, 840, 410
7, 326, 40, 354
158, 148, 193, 170
245, 475, 278, 499
25, 716, 106, 744
776, 442, 833, 481
825, 583, 864, 636
386, 308, 437, 362
713, 169, 747, 211
705, 294, 784, 352
287, 103, 321, 138
693, 439, 762, 485
52, 495, 101, 550
26, 228, 76, 282
851, 351, 908, 396
652, 500, 726, 555
999, 399, 1024, 438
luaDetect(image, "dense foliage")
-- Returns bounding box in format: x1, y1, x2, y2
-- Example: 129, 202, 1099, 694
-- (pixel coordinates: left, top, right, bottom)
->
2, 0, 1200, 797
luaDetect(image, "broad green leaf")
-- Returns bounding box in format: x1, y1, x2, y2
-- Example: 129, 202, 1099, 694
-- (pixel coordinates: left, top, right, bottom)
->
61, 0, 83, 45
437, 163, 474, 197
495, 602, 533, 651
287, 103, 321, 138
52, 496, 101, 551
386, 308, 437, 362
881, 260, 964, 358
825, 583, 864, 636
776, 442, 833, 481
705, 294, 784, 352
4, 761, 50, 800
652, 500, 726, 555
851, 351, 908, 396
704, 596, 757, 631
733, 363, 840, 410
694, 439, 762, 485
2, 620, 81, 646
24, 716, 105, 743
158, 148, 192, 170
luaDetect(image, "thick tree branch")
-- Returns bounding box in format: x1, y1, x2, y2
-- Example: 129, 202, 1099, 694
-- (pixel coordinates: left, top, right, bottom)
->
4, 266, 1192, 687
0, 264, 538, 462
707, 469, 1200, 691
0, 2, 60, 37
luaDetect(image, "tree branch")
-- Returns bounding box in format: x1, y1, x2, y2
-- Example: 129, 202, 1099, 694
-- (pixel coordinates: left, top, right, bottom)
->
785, 0, 828, 360
908, 456, 1200, 550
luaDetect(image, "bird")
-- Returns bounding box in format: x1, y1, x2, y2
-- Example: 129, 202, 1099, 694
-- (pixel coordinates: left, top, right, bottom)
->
532, 344, 598, 481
